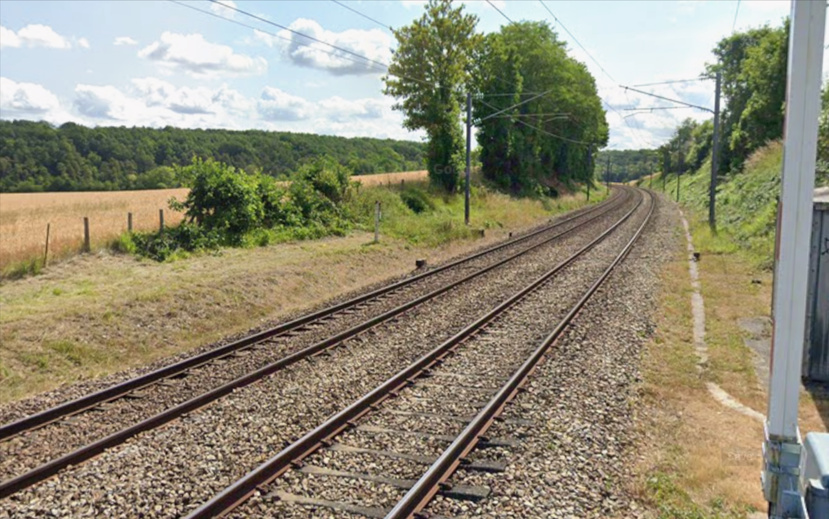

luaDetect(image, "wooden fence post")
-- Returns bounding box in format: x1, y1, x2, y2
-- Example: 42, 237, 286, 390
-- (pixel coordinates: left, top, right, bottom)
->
374, 201, 381, 244
43, 223, 50, 267
128, 212, 133, 232
159, 209, 164, 234
83, 217, 90, 252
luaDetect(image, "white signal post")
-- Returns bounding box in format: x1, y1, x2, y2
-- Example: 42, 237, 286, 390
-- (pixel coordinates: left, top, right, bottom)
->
764, 1, 825, 517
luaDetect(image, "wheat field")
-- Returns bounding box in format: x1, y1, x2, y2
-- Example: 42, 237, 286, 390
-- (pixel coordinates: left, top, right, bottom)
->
0, 171, 427, 270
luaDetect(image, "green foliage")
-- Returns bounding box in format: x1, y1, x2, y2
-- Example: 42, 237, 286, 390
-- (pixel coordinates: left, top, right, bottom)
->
399, 187, 435, 213
707, 21, 788, 174
127, 157, 355, 262
175, 159, 264, 241
384, 0, 482, 192
595, 149, 658, 183
0, 120, 425, 192
474, 21, 608, 193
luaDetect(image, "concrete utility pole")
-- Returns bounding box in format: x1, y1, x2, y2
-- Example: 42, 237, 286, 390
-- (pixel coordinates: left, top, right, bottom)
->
709, 70, 721, 231
763, 1, 825, 517
464, 92, 472, 226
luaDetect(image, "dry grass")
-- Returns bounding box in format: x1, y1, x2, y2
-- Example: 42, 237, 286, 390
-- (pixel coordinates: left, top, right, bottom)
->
0, 189, 189, 270
635, 207, 827, 518
0, 171, 428, 272
353, 170, 427, 187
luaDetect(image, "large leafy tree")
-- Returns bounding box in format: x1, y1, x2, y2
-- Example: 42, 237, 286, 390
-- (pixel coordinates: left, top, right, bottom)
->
707, 21, 789, 173
474, 21, 608, 193
383, 0, 482, 192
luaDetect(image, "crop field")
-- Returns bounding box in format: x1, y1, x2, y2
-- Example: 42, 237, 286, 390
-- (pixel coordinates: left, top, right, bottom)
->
0, 170, 427, 271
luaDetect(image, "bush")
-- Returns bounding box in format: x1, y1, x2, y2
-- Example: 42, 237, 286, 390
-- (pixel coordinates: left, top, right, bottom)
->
171, 158, 264, 242
400, 188, 435, 214
129, 156, 356, 262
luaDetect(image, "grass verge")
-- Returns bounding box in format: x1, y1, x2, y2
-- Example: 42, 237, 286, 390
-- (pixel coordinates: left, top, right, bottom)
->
636, 200, 827, 519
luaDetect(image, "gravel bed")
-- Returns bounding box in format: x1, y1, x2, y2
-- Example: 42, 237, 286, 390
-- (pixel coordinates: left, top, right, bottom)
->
0, 193, 639, 517
420, 192, 678, 518
0, 192, 625, 427
0, 193, 631, 481
225, 192, 655, 518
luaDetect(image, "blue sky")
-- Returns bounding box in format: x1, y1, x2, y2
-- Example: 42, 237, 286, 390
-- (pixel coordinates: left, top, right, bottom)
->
0, 0, 819, 149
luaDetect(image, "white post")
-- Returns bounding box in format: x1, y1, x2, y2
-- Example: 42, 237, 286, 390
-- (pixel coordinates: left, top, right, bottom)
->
764, 1, 825, 516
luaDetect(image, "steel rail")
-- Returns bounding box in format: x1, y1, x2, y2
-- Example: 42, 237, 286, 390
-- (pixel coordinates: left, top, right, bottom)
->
0, 189, 632, 499
0, 189, 623, 442
183, 189, 645, 519
386, 190, 654, 519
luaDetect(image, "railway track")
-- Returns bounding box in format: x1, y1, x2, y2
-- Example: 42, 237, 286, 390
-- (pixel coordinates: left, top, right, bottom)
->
0, 188, 634, 499
181, 188, 655, 518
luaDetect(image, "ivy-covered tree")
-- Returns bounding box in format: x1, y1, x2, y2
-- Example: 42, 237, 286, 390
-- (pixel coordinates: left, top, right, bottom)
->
383, 0, 482, 193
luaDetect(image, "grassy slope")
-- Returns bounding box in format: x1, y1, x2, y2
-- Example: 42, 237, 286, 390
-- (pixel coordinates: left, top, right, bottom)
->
0, 183, 605, 403
635, 143, 828, 518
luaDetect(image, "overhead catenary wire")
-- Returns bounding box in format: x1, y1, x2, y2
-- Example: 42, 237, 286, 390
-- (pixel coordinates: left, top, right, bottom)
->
478, 98, 593, 146
206, 0, 390, 71
168, 0, 392, 75
632, 78, 708, 87
331, 0, 392, 31
486, 0, 513, 24
732, 0, 741, 32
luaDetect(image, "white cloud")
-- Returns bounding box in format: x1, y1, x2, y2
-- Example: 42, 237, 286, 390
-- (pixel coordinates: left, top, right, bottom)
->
77, 37, 90, 49
0, 26, 21, 48
0, 77, 61, 116
74, 84, 143, 120
114, 36, 138, 46
210, 0, 238, 19
0, 24, 73, 49
258, 87, 313, 121
139, 32, 267, 78
256, 18, 391, 76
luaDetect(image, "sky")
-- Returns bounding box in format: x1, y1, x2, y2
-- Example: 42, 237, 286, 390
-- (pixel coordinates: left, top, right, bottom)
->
0, 0, 823, 150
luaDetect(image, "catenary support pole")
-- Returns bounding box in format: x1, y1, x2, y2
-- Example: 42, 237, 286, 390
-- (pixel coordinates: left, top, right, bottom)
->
465, 92, 472, 226
763, 1, 825, 517
709, 69, 721, 231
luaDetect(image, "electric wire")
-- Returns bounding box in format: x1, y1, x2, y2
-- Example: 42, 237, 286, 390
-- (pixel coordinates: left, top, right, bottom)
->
331, 0, 391, 31
486, 0, 513, 24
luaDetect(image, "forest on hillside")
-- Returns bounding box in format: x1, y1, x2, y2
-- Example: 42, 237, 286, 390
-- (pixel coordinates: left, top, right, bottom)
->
0, 120, 426, 192
593, 149, 658, 183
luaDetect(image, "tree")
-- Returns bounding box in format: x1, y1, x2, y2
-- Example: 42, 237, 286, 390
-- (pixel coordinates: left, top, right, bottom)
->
707, 21, 788, 173
473, 21, 608, 192
384, 0, 482, 192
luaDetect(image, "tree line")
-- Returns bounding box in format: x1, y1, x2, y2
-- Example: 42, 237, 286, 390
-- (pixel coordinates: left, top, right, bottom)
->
593, 149, 659, 184
659, 19, 828, 183
384, 0, 608, 195
0, 120, 425, 192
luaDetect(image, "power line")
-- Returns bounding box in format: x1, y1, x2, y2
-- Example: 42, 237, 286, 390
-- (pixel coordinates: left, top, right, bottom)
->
621, 85, 714, 113
331, 0, 391, 31
732, 0, 741, 32
479, 98, 593, 145
486, 0, 513, 24
632, 78, 707, 87
169, 0, 393, 76
206, 0, 391, 73
538, 0, 616, 83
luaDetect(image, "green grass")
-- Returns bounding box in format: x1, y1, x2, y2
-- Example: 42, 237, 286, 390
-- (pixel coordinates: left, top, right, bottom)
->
347, 180, 605, 247
646, 472, 749, 519
648, 140, 786, 268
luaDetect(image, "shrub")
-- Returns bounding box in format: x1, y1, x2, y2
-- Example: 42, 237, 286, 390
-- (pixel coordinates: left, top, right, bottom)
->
171, 158, 264, 241
400, 188, 435, 214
